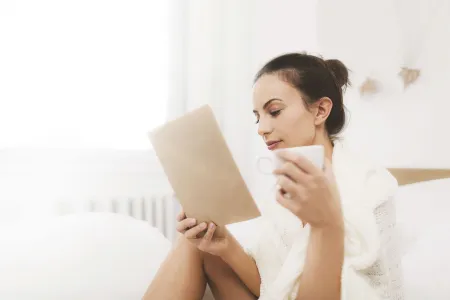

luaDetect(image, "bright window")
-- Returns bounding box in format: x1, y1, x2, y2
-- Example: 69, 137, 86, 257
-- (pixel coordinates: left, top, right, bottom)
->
0, 0, 169, 150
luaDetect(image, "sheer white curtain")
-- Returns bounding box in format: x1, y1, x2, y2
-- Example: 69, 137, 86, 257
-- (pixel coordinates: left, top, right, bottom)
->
168, 0, 256, 182
0, 0, 171, 222
0, 0, 169, 150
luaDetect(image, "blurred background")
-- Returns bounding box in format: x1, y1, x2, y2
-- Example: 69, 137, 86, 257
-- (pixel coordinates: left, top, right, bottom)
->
0, 0, 450, 221
1, 1, 450, 298
2, 0, 448, 223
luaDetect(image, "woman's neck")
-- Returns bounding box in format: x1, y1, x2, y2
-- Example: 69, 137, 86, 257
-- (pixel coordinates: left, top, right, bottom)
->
312, 132, 334, 162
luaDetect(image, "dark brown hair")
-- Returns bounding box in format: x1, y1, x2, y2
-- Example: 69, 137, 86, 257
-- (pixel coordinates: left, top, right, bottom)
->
254, 52, 350, 139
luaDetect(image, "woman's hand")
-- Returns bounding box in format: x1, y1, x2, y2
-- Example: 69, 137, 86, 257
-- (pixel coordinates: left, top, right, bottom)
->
273, 151, 343, 229
176, 210, 233, 257
177, 210, 261, 297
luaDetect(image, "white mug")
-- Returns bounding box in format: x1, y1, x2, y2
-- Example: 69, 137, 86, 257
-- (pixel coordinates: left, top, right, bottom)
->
256, 145, 325, 175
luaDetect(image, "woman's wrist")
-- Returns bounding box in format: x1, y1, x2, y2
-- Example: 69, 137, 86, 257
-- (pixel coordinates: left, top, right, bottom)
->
310, 204, 344, 231
308, 205, 344, 231
310, 219, 345, 240
219, 234, 240, 263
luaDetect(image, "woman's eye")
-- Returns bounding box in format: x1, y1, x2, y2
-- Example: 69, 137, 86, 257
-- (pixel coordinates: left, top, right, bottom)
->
270, 110, 281, 117
254, 109, 281, 124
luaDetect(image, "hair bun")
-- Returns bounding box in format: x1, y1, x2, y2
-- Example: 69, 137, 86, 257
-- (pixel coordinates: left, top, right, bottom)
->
325, 59, 350, 90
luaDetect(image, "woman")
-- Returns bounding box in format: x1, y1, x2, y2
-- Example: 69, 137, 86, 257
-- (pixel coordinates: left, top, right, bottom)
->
143, 53, 402, 300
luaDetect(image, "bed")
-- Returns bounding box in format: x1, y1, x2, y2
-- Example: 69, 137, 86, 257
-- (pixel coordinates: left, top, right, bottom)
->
388, 168, 450, 300
0, 168, 449, 300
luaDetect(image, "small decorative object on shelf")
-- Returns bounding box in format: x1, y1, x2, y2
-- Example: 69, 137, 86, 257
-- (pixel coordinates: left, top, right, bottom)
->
398, 67, 420, 89
359, 77, 379, 96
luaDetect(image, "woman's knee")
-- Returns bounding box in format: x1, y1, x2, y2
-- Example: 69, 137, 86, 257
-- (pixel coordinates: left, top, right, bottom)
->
173, 238, 235, 279
203, 253, 258, 300
203, 253, 231, 278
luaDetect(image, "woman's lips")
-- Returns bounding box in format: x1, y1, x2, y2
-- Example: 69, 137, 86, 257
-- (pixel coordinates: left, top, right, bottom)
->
267, 141, 281, 150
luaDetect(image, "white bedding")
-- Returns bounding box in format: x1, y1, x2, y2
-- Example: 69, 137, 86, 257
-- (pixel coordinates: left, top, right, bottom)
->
0, 177, 449, 300
395, 178, 450, 300
0, 213, 171, 300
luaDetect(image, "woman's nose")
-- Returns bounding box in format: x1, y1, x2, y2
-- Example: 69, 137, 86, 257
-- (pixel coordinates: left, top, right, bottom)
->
257, 118, 272, 137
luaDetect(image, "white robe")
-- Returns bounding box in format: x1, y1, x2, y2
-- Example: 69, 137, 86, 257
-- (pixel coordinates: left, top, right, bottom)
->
247, 141, 403, 300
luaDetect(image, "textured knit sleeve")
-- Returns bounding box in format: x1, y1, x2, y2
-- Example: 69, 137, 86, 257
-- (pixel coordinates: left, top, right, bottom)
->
360, 168, 405, 300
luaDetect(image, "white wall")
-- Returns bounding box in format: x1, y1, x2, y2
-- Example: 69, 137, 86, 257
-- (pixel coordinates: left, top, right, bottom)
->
342, 74, 450, 169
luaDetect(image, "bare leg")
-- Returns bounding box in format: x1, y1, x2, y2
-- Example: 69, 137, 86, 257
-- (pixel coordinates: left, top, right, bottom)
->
143, 236, 258, 300
142, 236, 207, 300
203, 253, 258, 300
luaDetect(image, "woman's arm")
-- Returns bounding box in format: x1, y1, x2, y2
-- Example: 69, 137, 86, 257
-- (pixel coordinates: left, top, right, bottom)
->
220, 234, 261, 297
296, 223, 345, 300
272, 153, 345, 299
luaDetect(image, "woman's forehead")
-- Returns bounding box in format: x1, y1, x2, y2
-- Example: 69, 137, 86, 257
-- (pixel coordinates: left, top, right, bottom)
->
253, 74, 299, 105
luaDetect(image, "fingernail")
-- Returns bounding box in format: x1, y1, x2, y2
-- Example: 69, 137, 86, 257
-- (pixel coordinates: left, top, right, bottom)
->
209, 223, 215, 229
201, 222, 207, 229
190, 219, 196, 226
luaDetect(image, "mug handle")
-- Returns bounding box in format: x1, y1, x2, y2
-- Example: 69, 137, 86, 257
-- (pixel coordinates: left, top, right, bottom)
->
256, 156, 273, 175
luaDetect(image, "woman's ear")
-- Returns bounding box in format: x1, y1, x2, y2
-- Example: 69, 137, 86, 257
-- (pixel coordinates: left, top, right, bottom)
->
313, 97, 333, 126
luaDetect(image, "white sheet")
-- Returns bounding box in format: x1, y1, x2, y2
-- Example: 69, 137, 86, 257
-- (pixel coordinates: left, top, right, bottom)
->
395, 178, 450, 300
0, 212, 171, 300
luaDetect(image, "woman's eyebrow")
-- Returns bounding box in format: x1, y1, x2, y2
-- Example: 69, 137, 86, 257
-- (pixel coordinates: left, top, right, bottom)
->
252, 98, 283, 113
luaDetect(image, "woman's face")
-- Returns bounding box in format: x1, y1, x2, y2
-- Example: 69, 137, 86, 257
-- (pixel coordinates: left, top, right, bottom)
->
252, 74, 317, 151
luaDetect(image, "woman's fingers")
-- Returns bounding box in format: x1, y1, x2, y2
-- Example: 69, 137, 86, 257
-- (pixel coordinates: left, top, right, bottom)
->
176, 217, 197, 233
276, 189, 300, 216
185, 222, 208, 239
276, 175, 299, 197
200, 223, 216, 245
176, 210, 186, 222
273, 161, 308, 184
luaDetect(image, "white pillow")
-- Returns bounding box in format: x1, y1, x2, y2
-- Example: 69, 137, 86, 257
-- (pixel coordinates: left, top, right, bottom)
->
395, 179, 450, 256
0, 212, 171, 300
401, 222, 450, 300
395, 178, 450, 300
